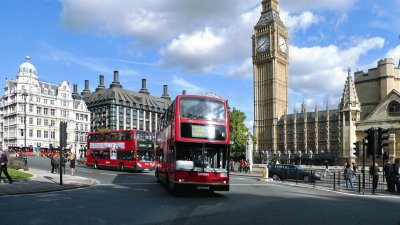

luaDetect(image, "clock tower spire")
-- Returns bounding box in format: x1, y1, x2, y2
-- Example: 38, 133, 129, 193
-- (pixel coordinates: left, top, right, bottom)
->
253, 0, 289, 154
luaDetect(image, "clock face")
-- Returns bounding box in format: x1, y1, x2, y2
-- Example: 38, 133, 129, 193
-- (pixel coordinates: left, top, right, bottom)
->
278, 36, 287, 53
256, 35, 269, 52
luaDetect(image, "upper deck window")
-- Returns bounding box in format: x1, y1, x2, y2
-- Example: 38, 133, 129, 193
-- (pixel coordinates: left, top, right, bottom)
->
180, 97, 226, 122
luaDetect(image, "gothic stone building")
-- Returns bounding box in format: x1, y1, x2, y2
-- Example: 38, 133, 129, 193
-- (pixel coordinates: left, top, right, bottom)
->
253, 0, 378, 165
81, 71, 171, 134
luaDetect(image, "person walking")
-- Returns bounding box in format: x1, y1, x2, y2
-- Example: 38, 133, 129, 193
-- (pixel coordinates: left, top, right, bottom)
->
69, 152, 76, 176
229, 159, 235, 172
369, 162, 380, 191
345, 163, 354, 190
53, 153, 60, 174
50, 154, 55, 173
0, 149, 13, 184
383, 160, 395, 192
394, 158, 400, 193
239, 159, 245, 173
323, 160, 332, 178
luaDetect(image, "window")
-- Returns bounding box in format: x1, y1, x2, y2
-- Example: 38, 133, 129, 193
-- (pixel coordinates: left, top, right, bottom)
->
20, 129, 24, 137
44, 108, 48, 115
37, 130, 42, 138
29, 129, 33, 137
50, 100, 55, 105
51, 109, 55, 116
37, 118, 42, 126
44, 119, 48, 126
37, 97, 41, 103
29, 117, 33, 125
37, 107, 42, 114
50, 120, 55, 126
44, 131, 49, 139
29, 105, 33, 113
388, 101, 400, 116
44, 99, 48, 104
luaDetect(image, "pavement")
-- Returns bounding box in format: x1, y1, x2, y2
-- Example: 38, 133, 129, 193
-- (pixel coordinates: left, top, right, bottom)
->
0, 168, 98, 196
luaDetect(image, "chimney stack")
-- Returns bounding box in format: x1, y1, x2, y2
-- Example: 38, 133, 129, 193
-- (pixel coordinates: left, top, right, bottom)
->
95, 75, 106, 92
139, 78, 150, 95
110, 70, 122, 88
161, 85, 171, 101
73, 84, 78, 93
81, 80, 91, 95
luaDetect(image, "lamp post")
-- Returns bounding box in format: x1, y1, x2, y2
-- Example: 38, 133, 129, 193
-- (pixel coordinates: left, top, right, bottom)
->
22, 91, 28, 151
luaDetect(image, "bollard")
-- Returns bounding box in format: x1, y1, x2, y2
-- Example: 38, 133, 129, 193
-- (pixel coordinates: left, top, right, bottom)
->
358, 174, 361, 193
334, 172, 336, 191
262, 167, 268, 179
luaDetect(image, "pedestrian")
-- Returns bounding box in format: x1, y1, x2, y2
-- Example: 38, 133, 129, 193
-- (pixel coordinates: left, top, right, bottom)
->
229, 159, 235, 172
239, 159, 245, 173
383, 160, 395, 192
246, 159, 251, 173
53, 153, 60, 174
50, 154, 55, 173
69, 152, 76, 176
369, 162, 380, 191
0, 149, 13, 184
323, 160, 332, 178
394, 158, 400, 193
352, 162, 358, 181
344, 163, 354, 190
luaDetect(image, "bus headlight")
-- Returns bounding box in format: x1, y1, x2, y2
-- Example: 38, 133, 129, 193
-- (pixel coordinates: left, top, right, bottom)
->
220, 173, 227, 178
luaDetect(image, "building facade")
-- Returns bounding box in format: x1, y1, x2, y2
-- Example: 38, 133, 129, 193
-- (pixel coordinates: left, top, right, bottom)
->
81, 71, 171, 134
0, 56, 91, 153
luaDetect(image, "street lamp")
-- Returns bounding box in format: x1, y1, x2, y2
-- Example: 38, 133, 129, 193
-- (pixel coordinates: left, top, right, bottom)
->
22, 91, 28, 151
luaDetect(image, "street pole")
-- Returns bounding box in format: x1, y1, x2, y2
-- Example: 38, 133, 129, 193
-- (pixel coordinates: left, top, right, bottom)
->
60, 147, 63, 185
372, 128, 376, 195
22, 91, 28, 152
362, 138, 366, 195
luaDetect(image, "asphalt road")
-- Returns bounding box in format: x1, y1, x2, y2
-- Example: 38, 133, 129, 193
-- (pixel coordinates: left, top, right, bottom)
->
1, 157, 399, 225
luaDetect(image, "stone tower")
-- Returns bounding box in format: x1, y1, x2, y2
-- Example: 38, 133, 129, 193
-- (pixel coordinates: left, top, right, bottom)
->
339, 68, 361, 164
253, 0, 289, 153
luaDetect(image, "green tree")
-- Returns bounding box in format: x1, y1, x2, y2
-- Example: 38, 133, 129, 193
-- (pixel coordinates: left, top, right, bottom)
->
229, 108, 256, 160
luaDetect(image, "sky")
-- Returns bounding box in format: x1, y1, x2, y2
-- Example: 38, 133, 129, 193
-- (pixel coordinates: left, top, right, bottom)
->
1, 0, 400, 132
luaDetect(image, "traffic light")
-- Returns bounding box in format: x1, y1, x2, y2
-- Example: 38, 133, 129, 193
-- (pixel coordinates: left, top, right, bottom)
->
364, 128, 375, 157
59, 122, 68, 148
352, 141, 360, 157
377, 128, 389, 156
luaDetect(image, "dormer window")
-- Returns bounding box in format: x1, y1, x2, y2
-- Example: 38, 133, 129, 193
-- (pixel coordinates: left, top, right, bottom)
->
388, 100, 400, 117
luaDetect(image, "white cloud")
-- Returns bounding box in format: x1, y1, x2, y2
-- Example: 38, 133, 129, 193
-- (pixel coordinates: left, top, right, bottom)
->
171, 76, 205, 94
280, 0, 359, 12
385, 45, 400, 64
281, 11, 319, 33
289, 37, 385, 100
228, 58, 252, 78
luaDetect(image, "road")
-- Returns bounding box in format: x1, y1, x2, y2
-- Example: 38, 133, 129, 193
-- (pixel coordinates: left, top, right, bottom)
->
0, 157, 399, 225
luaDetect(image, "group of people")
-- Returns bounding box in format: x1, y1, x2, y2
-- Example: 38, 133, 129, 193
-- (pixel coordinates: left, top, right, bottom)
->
50, 151, 76, 176
229, 159, 251, 173
383, 158, 400, 193
343, 162, 359, 190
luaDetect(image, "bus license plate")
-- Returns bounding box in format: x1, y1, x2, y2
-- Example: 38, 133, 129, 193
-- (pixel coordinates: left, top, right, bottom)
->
197, 186, 209, 190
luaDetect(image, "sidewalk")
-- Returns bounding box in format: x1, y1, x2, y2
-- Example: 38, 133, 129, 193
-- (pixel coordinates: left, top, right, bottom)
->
0, 168, 98, 196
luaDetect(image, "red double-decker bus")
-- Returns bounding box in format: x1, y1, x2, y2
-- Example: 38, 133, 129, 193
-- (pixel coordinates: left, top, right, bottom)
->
86, 129, 156, 172
155, 94, 231, 192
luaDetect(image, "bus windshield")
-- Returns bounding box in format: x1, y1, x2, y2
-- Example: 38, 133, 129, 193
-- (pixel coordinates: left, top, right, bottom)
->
180, 97, 226, 122
175, 142, 228, 172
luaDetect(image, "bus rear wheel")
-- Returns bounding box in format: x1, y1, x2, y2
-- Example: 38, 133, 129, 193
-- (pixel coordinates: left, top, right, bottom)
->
119, 163, 125, 172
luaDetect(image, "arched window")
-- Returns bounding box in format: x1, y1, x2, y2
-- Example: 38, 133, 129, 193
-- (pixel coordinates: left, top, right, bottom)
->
388, 100, 400, 116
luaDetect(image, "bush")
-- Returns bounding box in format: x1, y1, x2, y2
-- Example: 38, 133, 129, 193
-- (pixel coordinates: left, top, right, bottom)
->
8, 157, 29, 171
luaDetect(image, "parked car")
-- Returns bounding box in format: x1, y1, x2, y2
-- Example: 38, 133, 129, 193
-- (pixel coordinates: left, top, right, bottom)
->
267, 164, 321, 182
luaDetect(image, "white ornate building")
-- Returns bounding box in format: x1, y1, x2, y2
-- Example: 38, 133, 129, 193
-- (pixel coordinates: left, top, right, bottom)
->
0, 56, 91, 155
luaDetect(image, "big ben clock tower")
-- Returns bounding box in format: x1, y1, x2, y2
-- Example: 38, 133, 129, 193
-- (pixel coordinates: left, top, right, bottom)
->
253, 0, 288, 154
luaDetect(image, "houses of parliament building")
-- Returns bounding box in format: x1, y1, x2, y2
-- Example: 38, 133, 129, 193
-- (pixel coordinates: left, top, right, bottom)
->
253, 0, 400, 164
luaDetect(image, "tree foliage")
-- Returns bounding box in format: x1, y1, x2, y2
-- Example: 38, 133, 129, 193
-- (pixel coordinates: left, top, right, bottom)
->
229, 108, 256, 160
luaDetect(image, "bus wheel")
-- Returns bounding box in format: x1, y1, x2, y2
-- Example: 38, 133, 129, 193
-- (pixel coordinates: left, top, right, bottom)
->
119, 163, 125, 172
155, 170, 160, 183
94, 161, 98, 169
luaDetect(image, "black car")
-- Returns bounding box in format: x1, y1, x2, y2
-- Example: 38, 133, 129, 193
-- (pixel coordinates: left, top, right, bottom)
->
267, 164, 321, 182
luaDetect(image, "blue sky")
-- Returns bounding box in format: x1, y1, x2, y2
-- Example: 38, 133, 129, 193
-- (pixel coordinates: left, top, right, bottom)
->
1, 0, 400, 131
